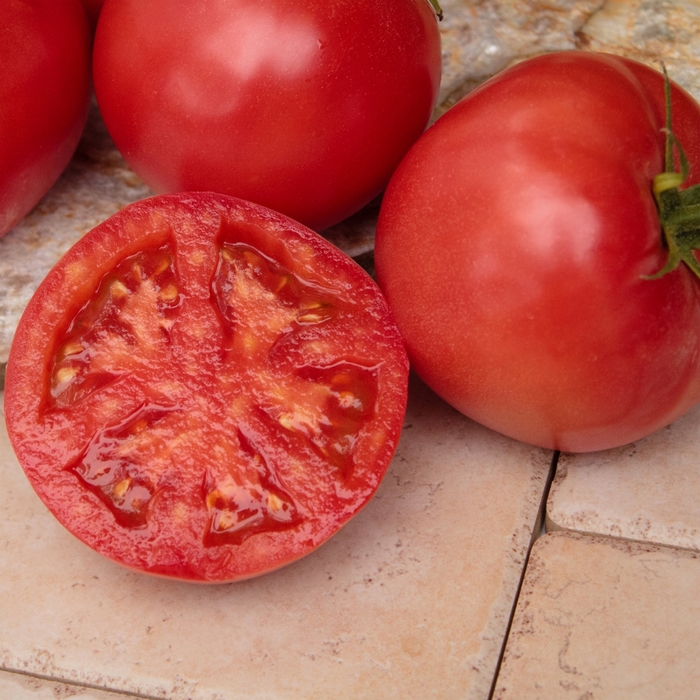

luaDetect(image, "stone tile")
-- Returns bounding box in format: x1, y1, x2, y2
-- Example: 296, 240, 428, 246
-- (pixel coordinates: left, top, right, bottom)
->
0, 377, 552, 700
0, 669, 134, 700
547, 402, 700, 551
578, 0, 700, 97
494, 531, 700, 699
437, 0, 604, 111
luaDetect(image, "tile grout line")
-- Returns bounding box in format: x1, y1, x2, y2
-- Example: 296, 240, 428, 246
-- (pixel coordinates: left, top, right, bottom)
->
486, 449, 560, 700
0, 667, 162, 700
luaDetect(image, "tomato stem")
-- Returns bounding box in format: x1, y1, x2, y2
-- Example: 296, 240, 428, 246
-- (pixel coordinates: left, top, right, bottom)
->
427, 0, 443, 21
646, 65, 700, 280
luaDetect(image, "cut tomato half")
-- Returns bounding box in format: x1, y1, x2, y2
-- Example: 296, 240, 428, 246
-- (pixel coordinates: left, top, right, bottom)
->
5, 193, 409, 582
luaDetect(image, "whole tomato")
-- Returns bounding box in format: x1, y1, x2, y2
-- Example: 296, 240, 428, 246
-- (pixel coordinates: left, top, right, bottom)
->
79, 0, 104, 31
0, 0, 91, 238
374, 51, 700, 453
92, 0, 442, 231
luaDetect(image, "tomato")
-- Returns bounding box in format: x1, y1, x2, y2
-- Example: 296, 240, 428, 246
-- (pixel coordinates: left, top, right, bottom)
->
91, 0, 442, 231
0, 0, 91, 238
374, 51, 700, 453
4, 192, 409, 582
79, 0, 104, 31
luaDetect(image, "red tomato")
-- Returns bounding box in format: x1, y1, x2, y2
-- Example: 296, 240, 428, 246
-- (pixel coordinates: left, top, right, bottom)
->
374, 51, 700, 453
92, 0, 442, 231
0, 0, 91, 238
79, 0, 104, 31
5, 193, 409, 582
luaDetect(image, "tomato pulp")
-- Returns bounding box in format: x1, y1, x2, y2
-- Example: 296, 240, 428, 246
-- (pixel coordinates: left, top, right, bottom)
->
92, 0, 442, 231
0, 0, 91, 238
375, 51, 700, 453
5, 193, 409, 581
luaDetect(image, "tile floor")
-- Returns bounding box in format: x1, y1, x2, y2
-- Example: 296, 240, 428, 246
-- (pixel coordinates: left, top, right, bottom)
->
4, 367, 700, 699
548, 403, 700, 551
495, 532, 700, 699
0, 377, 553, 700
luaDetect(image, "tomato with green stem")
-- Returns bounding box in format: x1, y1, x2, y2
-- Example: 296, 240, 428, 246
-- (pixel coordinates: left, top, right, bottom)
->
5, 193, 409, 582
375, 51, 700, 453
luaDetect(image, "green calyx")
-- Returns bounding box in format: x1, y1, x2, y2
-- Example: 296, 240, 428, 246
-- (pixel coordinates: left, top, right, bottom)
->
646, 66, 700, 280
427, 0, 443, 20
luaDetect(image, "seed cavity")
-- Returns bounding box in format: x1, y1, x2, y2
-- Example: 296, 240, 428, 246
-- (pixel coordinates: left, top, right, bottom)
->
202, 430, 302, 546
65, 403, 175, 529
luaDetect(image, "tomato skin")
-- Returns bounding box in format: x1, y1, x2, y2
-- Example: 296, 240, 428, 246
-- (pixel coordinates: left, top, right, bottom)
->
79, 0, 104, 31
92, 0, 442, 231
0, 0, 91, 238
374, 51, 700, 453
5, 192, 409, 582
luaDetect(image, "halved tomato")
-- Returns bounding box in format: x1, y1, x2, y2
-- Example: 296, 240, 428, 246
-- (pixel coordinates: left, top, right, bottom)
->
4, 192, 408, 582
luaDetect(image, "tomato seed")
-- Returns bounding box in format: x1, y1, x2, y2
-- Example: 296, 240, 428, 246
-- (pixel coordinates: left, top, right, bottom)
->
61, 340, 84, 357
110, 280, 129, 298
55, 366, 79, 384
158, 284, 178, 302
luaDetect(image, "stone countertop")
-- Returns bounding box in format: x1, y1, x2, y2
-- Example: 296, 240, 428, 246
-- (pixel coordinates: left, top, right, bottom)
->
3, 1, 700, 698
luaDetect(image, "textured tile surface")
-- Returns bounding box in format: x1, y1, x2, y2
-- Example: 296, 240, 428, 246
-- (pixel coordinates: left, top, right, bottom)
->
547, 402, 700, 551
578, 0, 700, 96
436, 0, 603, 110
0, 378, 552, 700
494, 531, 700, 699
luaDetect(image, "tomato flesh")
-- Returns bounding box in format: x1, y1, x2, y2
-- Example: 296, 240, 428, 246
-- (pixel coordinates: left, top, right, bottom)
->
5, 193, 408, 581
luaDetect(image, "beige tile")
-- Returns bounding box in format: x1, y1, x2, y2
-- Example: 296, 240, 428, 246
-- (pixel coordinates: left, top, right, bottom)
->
0, 669, 134, 700
0, 377, 552, 700
494, 531, 700, 700
547, 403, 700, 551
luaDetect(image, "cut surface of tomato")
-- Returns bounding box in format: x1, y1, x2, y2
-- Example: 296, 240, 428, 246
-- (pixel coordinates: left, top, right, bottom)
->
5, 193, 409, 582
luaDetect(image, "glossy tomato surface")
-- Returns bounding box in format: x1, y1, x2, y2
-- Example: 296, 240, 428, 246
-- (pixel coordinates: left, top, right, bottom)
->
5, 193, 409, 582
375, 51, 700, 453
79, 0, 104, 31
0, 0, 91, 238
92, 0, 442, 231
